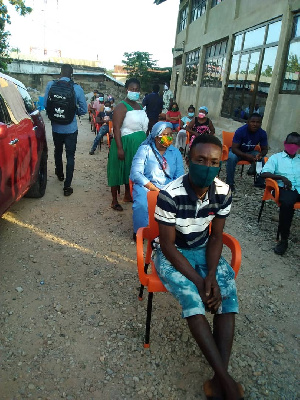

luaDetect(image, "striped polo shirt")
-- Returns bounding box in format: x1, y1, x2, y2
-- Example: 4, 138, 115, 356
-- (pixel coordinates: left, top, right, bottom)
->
155, 174, 232, 248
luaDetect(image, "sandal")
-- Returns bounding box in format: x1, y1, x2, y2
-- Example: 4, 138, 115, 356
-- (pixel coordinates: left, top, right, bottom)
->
63, 187, 73, 196
111, 203, 123, 211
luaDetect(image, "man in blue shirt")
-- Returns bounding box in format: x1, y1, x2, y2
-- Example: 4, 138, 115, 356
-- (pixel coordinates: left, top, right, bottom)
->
44, 64, 87, 196
226, 113, 268, 191
261, 132, 300, 255
142, 84, 163, 134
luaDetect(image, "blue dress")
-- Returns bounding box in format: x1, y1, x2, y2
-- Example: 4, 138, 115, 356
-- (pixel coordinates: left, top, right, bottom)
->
130, 144, 184, 233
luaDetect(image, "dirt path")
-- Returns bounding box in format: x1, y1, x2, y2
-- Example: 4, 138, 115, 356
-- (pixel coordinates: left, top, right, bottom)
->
0, 113, 299, 400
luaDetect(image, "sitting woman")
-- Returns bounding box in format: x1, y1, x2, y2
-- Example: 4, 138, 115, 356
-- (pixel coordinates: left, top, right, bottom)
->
166, 102, 182, 131
186, 106, 215, 146
130, 121, 184, 240
175, 105, 195, 153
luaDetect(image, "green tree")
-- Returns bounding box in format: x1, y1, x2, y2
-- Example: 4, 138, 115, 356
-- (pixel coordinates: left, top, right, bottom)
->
286, 53, 299, 73
122, 51, 158, 91
0, 0, 32, 71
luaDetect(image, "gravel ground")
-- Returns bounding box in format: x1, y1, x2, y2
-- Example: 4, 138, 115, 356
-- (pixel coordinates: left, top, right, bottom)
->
0, 113, 299, 400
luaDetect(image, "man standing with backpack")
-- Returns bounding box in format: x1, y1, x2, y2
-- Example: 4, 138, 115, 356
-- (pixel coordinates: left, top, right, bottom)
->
44, 64, 87, 196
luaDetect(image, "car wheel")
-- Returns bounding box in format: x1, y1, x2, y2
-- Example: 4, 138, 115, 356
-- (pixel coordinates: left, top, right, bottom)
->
25, 151, 48, 198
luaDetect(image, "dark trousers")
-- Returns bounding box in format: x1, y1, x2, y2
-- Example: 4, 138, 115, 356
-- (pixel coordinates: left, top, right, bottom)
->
147, 118, 159, 136
278, 188, 300, 240
52, 131, 78, 188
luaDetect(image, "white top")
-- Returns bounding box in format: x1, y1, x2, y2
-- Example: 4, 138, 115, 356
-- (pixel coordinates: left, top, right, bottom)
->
121, 109, 149, 137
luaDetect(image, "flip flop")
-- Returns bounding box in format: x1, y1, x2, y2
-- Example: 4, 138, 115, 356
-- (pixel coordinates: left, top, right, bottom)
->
111, 203, 123, 211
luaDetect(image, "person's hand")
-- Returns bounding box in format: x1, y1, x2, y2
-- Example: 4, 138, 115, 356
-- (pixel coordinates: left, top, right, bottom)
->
195, 278, 207, 305
204, 275, 222, 313
246, 154, 257, 163
254, 154, 262, 161
117, 148, 125, 161
281, 177, 292, 190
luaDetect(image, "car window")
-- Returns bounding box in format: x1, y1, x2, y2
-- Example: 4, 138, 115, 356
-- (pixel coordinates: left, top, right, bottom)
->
16, 86, 35, 113
0, 95, 12, 124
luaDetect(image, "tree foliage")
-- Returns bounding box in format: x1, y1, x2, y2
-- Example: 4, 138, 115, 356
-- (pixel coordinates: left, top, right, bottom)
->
122, 51, 171, 92
0, 0, 32, 71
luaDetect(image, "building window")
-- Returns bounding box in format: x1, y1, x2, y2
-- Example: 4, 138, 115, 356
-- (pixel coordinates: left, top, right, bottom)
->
191, 0, 206, 23
202, 39, 228, 87
211, 0, 223, 7
178, 5, 188, 32
281, 14, 300, 94
222, 19, 282, 120
184, 49, 200, 86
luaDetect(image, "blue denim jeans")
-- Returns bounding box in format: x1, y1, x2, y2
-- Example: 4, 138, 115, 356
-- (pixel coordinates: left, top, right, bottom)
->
52, 131, 78, 188
226, 149, 258, 185
91, 124, 109, 151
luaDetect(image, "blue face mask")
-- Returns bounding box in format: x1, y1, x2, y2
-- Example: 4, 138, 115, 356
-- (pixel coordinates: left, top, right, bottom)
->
99, 97, 104, 101
188, 112, 195, 117
127, 91, 140, 101
189, 161, 221, 188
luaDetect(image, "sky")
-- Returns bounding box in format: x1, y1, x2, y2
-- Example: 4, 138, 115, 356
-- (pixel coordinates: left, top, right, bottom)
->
7, 0, 180, 69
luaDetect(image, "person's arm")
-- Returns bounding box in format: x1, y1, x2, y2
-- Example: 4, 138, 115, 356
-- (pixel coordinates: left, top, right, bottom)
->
130, 146, 159, 191
166, 112, 171, 122
261, 156, 292, 189
256, 145, 268, 160
186, 118, 198, 136
173, 150, 185, 178
208, 119, 215, 135
231, 142, 256, 162
43, 81, 52, 109
76, 86, 88, 116
112, 103, 127, 160
204, 217, 225, 312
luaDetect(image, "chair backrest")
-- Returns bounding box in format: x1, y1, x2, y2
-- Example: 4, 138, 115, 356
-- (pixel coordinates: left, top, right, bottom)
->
222, 131, 235, 149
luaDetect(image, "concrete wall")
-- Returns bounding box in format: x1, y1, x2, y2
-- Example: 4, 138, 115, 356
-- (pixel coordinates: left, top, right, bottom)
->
172, 0, 300, 147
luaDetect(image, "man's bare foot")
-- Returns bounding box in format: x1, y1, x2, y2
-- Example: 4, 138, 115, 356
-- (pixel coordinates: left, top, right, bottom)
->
222, 376, 244, 400
203, 378, 223, 399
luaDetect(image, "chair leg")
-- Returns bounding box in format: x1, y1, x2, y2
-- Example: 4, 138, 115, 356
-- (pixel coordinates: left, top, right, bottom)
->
258, 200, 265, 222
138, 263, 149, 300
276, 225, 280, 241
144, 292, 153, 348
240, 164, 244, 177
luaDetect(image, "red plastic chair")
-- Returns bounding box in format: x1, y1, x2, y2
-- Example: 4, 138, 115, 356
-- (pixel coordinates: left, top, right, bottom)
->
222, 131, 261, 177
257, 178, 300, 239
136, 191, 242, 348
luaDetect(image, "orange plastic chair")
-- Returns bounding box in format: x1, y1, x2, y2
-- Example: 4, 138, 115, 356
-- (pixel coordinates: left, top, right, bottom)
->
257, 178, 300, 239
129, 178, 133, 198
222, 131, 261, 177
136, 191, 242, 348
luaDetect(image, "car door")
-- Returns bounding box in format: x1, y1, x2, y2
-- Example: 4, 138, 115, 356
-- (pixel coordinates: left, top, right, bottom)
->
0, 93, 20, 215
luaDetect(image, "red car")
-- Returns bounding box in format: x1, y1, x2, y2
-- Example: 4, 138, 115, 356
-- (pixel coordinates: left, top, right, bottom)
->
0, 72, 48, 216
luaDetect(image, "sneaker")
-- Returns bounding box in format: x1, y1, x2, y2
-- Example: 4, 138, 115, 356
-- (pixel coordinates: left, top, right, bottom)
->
274, 240, 288, 255
55, 169, 64, 181
63, 187, 73, 196
89, 150, 95, 155
247, 162, 256, 176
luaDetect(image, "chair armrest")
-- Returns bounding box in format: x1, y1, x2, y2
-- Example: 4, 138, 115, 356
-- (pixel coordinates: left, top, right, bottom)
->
265, 178, 280, 203
222, 232, 242, 278
222, 144, 229, 161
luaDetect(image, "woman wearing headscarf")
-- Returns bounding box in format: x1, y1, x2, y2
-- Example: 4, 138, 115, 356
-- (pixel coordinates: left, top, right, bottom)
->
130, 121, 184, 240
107, 78, 149, 211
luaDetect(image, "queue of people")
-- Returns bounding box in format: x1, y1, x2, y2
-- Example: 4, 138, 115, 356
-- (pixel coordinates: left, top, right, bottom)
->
46, 69, 298, 400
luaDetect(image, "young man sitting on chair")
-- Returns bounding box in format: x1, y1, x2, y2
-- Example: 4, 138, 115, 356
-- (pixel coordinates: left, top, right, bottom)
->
226, 113, 268, 192
261, 132, 300, 255
154, 135, 243, 400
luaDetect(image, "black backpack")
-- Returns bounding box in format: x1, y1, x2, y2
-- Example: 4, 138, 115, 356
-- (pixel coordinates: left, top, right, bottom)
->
46, 80, 77, 124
